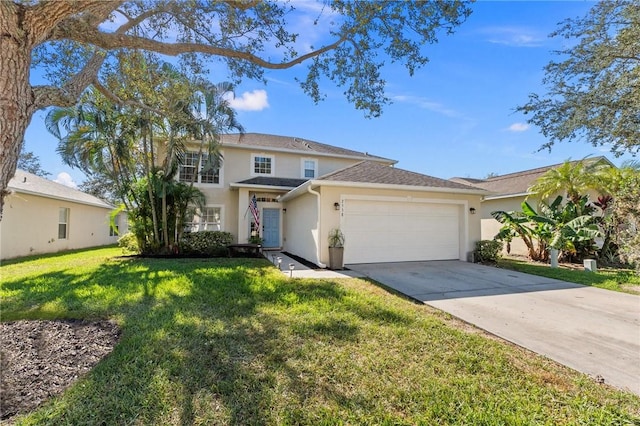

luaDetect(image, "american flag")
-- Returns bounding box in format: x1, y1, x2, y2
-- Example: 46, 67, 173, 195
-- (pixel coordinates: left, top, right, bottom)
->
249, 195, 260, 228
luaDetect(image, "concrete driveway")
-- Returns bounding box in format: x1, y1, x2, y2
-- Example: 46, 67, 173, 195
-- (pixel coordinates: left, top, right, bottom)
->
347, 260, 640, 395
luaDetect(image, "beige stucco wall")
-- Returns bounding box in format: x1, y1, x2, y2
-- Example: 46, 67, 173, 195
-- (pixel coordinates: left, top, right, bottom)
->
186, 145, 370, 243
222, 147, 361, 179
283, 185, 482, 266
282, 191, 321, 264
0, 192, 121, 260
185, 145, 365, 187
480, 196, 531, 256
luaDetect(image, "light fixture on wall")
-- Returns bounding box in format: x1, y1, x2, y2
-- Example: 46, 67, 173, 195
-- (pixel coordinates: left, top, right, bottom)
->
282, 208, 287, 213
334, 202, 340, 211
469, 207, 477, 214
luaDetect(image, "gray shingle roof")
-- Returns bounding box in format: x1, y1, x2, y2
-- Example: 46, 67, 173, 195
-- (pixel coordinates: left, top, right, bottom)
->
318, 161, 483, 190
8, 169, 113, 209
235, 177, 308, 188
220, 133, 394, 163
451, 156, 613, 197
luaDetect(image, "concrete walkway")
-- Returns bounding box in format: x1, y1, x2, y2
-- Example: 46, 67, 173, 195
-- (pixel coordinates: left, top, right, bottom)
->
348, 260, 640, 395
263, 250, 364, 279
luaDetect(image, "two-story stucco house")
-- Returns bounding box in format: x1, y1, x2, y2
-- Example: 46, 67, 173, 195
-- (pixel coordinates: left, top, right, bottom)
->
180, 133, 486, 267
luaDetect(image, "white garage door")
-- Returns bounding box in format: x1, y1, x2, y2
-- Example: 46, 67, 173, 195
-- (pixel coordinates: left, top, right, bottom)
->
342, 199, 460, 264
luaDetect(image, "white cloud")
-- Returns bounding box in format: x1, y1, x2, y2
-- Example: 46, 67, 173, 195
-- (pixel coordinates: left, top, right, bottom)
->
480, 26, 545, 47
391, 94, 460, 118
507, 122, 530, 132
225, 90, 269, 111
54, 172, 78, 189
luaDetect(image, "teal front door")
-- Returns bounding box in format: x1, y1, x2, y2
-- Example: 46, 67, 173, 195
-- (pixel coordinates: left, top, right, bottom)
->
262, 208, 280, 248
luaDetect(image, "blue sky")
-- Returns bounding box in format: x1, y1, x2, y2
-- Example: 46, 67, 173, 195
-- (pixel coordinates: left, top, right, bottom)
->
24, 1, 636, 188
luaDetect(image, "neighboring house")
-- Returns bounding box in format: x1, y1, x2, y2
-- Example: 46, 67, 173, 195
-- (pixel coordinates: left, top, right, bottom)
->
450, 156, 613, 257
179, 133, 486, 267
0, 169, 127, 260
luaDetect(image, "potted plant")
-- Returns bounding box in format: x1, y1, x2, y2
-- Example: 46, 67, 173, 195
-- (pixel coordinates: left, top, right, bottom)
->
328, 228, 345, 270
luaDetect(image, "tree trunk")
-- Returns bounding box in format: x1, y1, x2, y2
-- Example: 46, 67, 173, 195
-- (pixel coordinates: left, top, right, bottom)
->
0, 2, 110, 219
141, 131, 160, 245
0, 27, 34, 219
162, 182, 169, 250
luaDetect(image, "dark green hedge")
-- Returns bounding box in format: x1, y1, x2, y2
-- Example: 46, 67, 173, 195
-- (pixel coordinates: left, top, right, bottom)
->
180, 231, 234, 257
474, 240, 503, 263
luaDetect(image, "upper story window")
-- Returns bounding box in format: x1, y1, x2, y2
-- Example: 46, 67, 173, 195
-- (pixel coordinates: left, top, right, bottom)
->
58, 207, 69, 239
301, 158, 318, 178
252, 154, 274, 176
179, 152, 220, 184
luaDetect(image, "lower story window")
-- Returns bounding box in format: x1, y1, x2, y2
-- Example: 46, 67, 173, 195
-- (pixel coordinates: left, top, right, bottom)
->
110, 215, 120, 236
58, 207, 69, 239
186, 206, 222, 232
250, 220, 259, 236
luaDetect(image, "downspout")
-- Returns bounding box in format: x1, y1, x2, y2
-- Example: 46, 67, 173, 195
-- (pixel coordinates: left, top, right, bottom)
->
307, 185, 327, 268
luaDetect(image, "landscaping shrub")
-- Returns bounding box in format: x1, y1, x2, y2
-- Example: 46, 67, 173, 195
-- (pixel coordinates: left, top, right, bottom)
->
475, 240, 502, 263
180, 231, 233, 257
118, 232, 139, 254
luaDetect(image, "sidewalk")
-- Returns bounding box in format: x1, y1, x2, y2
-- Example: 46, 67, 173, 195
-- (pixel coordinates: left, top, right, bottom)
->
263, 250, 364, 279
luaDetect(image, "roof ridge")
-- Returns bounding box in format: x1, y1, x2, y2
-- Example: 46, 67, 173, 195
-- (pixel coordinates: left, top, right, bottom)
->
10, 169, 113, 208
221, 133, 395, 163
318, 160, 483, 191
11, 169, 70, 190
482, 156, 610, 182
317, 160, 368, 180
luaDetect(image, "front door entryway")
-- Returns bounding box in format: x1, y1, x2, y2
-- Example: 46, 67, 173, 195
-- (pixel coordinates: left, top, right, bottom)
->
262, 208, 280, 248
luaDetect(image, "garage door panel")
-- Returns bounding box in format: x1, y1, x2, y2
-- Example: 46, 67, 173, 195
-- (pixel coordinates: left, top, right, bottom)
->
343, 200, 460, 264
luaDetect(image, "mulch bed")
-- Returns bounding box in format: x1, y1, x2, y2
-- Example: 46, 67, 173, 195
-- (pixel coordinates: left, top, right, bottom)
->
0, 320, 120, 422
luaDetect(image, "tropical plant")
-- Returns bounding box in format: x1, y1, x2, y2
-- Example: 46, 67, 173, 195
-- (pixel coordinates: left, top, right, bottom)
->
609, 165, 640, 270
493, 196, 601, 263
328, 228, 345, 248
586, 161, 640, 266
493, 209, 547, 262
527, 159, 612, 205
46, 89, 140, 210
127, 169, 206, 255
46, 56, 242, 255
248, 235, 264, 245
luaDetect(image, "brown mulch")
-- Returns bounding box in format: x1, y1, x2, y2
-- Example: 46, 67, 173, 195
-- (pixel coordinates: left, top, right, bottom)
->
0, 320, 120, 422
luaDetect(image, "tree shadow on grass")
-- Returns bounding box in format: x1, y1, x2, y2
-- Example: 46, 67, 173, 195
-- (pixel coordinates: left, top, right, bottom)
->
5, 256, 412, 424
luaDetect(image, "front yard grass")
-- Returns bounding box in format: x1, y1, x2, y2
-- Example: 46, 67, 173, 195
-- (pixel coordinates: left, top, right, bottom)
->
497, 257, 640, 294
2, 247, 639, 424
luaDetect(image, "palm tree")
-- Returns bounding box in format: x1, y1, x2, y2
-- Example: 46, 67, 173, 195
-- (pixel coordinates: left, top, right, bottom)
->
47, 51, 244, 254
45, 90, 140, 211
162, 80, 244, 184
156, 78, 244, 251
527, 158, 613, 205
130, 168, 206, 254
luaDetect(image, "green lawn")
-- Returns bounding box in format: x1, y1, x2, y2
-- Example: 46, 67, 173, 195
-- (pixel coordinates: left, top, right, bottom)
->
497, 257, 640, 294
2, 247, 639, 425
